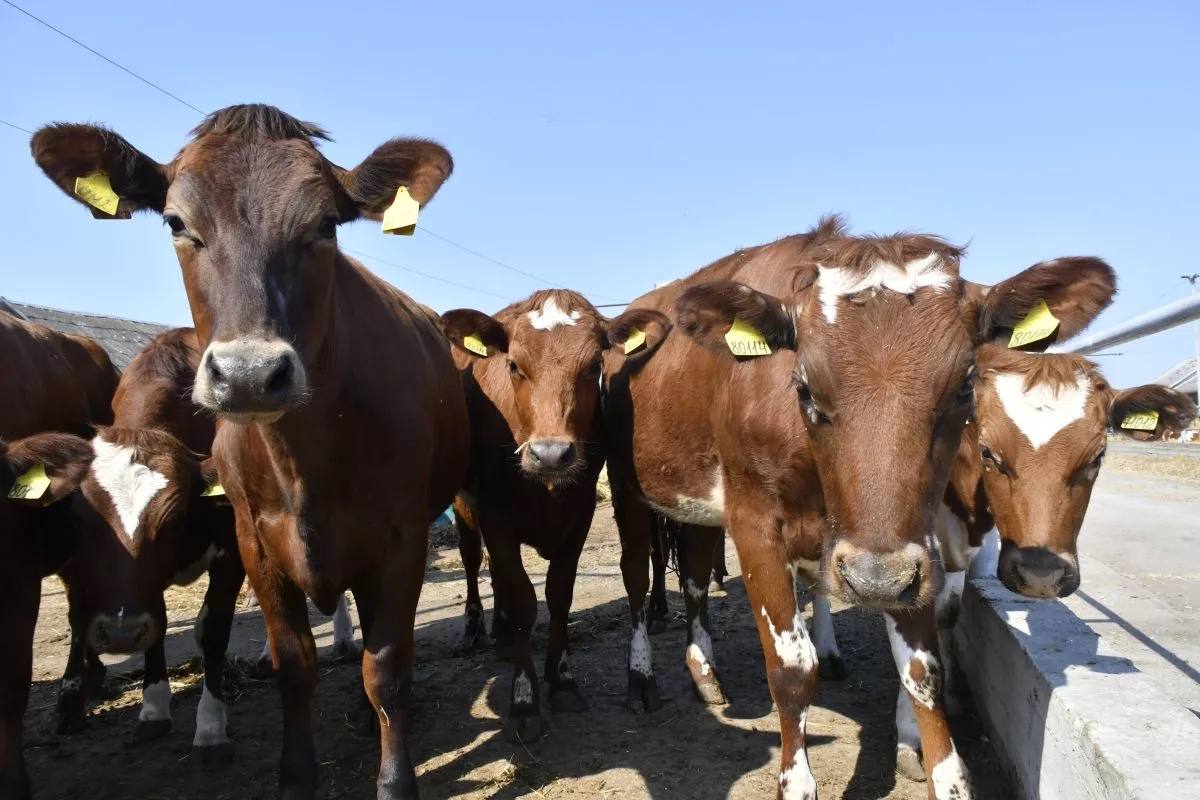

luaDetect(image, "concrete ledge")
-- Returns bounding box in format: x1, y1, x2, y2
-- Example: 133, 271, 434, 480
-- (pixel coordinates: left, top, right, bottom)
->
954, 578, 1200, 800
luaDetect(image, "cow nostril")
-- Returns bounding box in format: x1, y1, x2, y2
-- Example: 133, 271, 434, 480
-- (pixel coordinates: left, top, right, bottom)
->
264, 357, 292, 396
898, 565, 922, 604
206, 354, 226, 387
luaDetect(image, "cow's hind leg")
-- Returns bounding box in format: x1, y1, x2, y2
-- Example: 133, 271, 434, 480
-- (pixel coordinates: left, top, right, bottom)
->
453, 502, 489, 655
709, 529, 728, 593
0, 576, 40, 800
135, 599, 173, 742
885, 609, 973, 799
487, 531, 544, 742
55, 630, 88, 734
544, 531, 589, 713
646, 516, 669, 634
613, 488, 661, 713
681, 525, 726, 705
192, 549, 245, 764
811, 594, 846, 680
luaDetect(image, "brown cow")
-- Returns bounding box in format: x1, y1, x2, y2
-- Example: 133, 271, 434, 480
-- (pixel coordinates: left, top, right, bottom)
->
32, 104, 468, 799
603, 215, 1115, 799
440, 290, 632, 741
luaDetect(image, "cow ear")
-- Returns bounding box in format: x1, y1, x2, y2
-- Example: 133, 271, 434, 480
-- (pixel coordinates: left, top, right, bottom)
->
979, 257, 1116, 350
440, 309, 508, 356
31, 124, 169, 218
334, 138, 453, 222
3, 433, 92, 506
1109, 385, 1198, 436
607, 308, 672, 361
675, 281, 795, 357
196, 457, 231, 505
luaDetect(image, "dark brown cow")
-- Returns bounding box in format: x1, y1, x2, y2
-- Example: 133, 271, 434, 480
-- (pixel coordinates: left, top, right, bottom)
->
440, 290, 628, 741
32, 104, 468, 799
603, 216, 1114, 799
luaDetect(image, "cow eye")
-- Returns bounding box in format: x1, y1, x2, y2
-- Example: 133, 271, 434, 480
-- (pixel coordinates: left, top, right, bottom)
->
956, 368, 976, 405
165, 214, 187, 235
980, 444, 1005, 474
507, 359, 526, 380
317, 216, 338, 239
798, 384, 830, 425
1089, 447, 1106, 468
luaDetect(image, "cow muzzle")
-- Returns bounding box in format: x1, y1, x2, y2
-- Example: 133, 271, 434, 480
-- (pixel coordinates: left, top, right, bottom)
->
998, 544, 1079, 598
828, 540, 931, 609
194, 339, 307, 420
521, 438, 582, 481
87, 611, 158, 654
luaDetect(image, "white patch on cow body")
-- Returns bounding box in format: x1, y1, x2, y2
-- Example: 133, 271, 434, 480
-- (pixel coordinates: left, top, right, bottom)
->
513, 672, 534, 704
629, 617, 653, 677
172, 545, 218, 587
91, 437, 170, 539
333, 594, 354, 647
885, 615, 940, 710
684, 578, 706, 601
645, 470, 725, 527
192, 685, 229, 747
760, 607, 817, 672
817, 253, 952, 324
778, 710, 817, 800
931, 746, 972, 799
139, 679, 172, 722
993, 371, 1091, 450
811, 594, 841, 661
687, 617, 716, 676
527, 297, 581, 330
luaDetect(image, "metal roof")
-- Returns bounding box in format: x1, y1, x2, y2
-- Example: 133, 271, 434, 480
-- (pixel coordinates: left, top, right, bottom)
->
0, 298, 168, 372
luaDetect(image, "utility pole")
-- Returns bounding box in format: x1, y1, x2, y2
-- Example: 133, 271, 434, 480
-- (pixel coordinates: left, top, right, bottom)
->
1185, 274, 1200, 405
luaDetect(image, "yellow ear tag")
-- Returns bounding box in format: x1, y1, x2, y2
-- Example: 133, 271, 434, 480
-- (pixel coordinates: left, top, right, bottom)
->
725, 317, 771, 357
462, 334, 488, 357
200, 481, 225, 497
623, 328, 647, 355
8, 463, 50, 501
381, 186, 419, 236
1008, 299, 1061, 348
1120, 410, 1159, 431
73, 172, 122, 216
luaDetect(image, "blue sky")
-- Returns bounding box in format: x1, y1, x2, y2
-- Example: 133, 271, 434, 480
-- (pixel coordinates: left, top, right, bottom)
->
1, 1, 1197, 388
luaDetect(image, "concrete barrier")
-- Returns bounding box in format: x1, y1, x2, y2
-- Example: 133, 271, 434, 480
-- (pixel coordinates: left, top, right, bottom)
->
954, 578, 1200, 800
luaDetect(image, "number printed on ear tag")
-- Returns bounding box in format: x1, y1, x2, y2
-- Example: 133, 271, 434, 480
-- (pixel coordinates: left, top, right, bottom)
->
725, 317, 771, 357
463, 334, 488, 357
1120, 410, 1159, 431
623, 328, 647, 355
74, 172, 122, 216
8, 463, 50, 501
381, 186, 419, 235
1008, 299, 1061, 348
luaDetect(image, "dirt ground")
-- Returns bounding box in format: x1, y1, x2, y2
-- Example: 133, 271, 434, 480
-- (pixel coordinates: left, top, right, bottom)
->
25, 506, 1012, 799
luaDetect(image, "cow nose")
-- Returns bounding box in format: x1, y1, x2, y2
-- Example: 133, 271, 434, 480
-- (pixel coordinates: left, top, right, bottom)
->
87, 612, 157, 655
1000, 546, 1078, 598
832, 543, 924, 608
526, 439, 575, 470
196, 339, 305, 416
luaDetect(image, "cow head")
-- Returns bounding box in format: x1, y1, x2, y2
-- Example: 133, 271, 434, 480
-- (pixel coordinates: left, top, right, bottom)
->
32, 104, 452, 422
62, 427, 228, 654
674, 216, 1115, 610
974, 349, 1195, 597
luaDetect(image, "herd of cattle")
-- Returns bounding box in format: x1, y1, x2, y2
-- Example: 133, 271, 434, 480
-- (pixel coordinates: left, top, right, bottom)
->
1, 103, 1196, 800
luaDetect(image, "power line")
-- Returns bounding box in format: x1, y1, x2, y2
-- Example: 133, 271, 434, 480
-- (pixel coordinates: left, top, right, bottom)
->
0, 119, 33, 134
342, 247, 512, 303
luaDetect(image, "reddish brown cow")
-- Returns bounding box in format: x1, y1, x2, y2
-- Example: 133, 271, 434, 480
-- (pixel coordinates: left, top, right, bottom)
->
440, 290, 634, 740
603, 216, 1114, 799
32, 104, 468, 799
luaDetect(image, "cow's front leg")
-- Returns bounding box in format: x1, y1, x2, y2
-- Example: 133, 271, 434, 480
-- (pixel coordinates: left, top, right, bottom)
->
612, 488, 661, 713
810, 594, 846, 680
709, 529, 728, 593
681, 525, 726, 705
543, 534, 588, 713
935, 569, 966, 716
452, 502, 489, 655
886, 609, 973, 799
192, 548, 245, 764
487, 533, 544, 743
330, 593, 357, 661
135, 599, 172, 742
0, 576, 40, 800
646, 517, 670, 634
55, 630, 89, 734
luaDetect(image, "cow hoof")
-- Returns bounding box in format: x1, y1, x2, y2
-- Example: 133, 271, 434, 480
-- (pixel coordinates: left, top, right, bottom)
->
896, 745, 926, 782
134, 719, 172, 742
503, 710, 545, 744
453, 620, 490, 657
194, 742, 235, 766
693, 679, 727, 706
624, 672, 662, 714
549, 682, 588, 713
329, 639, 361, 662
708, 579, 726, 596
819, 654, 848, 681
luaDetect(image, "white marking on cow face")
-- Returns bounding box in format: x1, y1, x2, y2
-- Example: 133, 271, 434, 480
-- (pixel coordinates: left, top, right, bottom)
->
811, 595, 841, 660
760, 607, 817, 672
686, 617, 716, 676
778, 710, 817, 800
645, 469, 725, 527
139, 679, 172, 722
526, 296, 581, 330
931, 746, 972, 799
993, 371, 1091, 450
885, 615, 940, 709
629, 614, 653, 677
192, 685, 229, 747
513, 672, 534, 704
817, 253, 952, 324
92, 437, 170, 539
332, 593, 354, 647
172, 545, 218, 587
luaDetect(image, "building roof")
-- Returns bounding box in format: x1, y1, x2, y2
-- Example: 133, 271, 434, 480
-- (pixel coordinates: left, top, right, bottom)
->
0, 298, 168, 372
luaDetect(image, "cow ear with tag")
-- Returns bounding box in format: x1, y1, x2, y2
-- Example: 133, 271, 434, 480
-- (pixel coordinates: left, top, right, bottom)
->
674, 281, 795, 359
31, 123, 169, 218
1109, 385, 1198, 438
333, 138, 453, 226
197, 457, 231, 506
3, 432, 92, 507
977, 257, 1117, 350
440, 309, 509, 357
607, 308, 672, 361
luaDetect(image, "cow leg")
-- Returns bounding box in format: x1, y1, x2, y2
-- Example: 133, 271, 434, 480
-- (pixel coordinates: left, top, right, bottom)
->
487, 534, 544, 743
0, 577, 40, 800
192, 549, 245, 764
728, 507, 819, 800
646, 519, 669, 634
331, 593, 358, 661
935, 570, 966, 716
885, 610, 973, 799
361, 525, 428, 800
453, 506, 489, 655
810, 595, 846, 680
136, 601, 173, 742
543, 535, 588, 713
709, 530, 728, 593
612, 489, 661, 713
56, 630, 88, 734
681, 525, 726, 705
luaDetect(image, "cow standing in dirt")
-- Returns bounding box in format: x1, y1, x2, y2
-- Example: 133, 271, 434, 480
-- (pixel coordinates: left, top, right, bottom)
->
33, 104, 468, 800
604, 215, 1116, 799
441, 290, 631, 740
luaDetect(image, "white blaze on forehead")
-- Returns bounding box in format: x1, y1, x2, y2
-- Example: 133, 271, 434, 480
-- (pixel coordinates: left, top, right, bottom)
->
817, 252, 952, 324
993, 371, 1091, 450
760, 607, 817, 672
91, 437, 170, 539
527, 296, 582, 330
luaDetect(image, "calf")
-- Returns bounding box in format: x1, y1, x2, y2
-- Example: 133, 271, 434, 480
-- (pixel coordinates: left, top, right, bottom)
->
33, 104, 468, 799
441, 290, 625, 740
604, 215, 1115, 798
